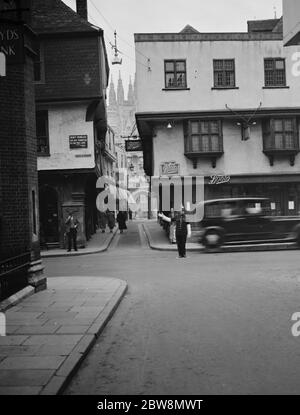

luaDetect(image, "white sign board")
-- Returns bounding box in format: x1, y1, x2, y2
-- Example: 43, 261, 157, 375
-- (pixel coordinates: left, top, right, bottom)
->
289, 201, 295, 210
160, 161, 180, 176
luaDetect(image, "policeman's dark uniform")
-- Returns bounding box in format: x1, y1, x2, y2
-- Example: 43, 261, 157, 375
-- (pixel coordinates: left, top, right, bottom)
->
172, 212, 189, 258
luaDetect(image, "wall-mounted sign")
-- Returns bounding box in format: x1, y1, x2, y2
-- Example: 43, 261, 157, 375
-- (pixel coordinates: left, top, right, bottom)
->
75, 154, 92, 158
0, 23, 24, 64
69, 135, 88, 149
289, 201, 295, 210
209, 175, 231, 185
125, 139, 143, 152
160, 161, 180, 176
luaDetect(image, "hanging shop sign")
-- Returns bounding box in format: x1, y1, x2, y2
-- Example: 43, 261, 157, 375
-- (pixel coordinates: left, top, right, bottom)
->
0, 23, 24, 64
125, 139, 143, 152
160, 161, 180, 176
69, 135, 88, 149
209, 175, 231, 185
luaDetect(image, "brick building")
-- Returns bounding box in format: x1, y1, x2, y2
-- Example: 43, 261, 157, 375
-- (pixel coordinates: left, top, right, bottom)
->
31, 0, 109, 248
0, 0, 45, 301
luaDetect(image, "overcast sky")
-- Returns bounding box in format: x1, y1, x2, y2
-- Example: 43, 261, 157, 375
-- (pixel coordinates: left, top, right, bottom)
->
63, 0, 283, 95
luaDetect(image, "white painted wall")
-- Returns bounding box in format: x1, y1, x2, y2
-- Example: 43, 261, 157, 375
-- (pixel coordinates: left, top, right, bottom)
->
37, 103, 95, 171
136, 39, 300, 113
153, 121, 300, 177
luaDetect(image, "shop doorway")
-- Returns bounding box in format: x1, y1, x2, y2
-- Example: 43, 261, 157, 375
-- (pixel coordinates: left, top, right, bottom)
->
39, 186, 59, 244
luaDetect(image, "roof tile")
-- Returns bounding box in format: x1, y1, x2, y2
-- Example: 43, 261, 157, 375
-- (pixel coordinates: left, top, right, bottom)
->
247, 18, 282, 33
31, 0, 100, 34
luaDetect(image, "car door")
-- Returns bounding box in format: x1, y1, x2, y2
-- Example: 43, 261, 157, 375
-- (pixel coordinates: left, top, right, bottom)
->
223, 201, 272, 242
236, 214, 273, 241
221, 201, 248, 242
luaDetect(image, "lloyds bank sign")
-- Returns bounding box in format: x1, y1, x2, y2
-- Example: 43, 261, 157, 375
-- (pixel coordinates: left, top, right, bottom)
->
0, 22, 24, 64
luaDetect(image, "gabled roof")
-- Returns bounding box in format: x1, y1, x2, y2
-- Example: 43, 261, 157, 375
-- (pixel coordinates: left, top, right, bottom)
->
31, 0, 100, 34
247, 18, 282, 33
180, 25, 200, 34
272, 17, 283, 33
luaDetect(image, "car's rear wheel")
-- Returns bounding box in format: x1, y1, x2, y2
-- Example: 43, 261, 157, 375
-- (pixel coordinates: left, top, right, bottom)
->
202, 229, 223, 249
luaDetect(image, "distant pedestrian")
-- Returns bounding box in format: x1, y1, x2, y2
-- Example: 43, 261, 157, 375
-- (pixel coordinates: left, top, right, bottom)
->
117, 211, 127, 234
106, 209, 116, 233
158, 206, 191, 258
99, 211, 107, 233
65, 213, 79, 252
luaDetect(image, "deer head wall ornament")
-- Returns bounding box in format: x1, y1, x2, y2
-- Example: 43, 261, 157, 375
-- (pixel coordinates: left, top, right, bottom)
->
225, 102, 262, 141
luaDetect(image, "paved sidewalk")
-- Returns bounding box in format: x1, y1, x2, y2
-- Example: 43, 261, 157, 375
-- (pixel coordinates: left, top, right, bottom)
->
143, 221, 298, 253
143, 221, 202, 251
41, 227, 118, 258
0, 276, 127, 395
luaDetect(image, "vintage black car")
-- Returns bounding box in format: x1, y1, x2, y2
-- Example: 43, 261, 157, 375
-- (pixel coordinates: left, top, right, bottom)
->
196, 197, 300, 249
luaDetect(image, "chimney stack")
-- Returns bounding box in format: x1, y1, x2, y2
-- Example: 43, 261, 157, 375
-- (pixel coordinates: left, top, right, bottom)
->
76, 0, 88, 20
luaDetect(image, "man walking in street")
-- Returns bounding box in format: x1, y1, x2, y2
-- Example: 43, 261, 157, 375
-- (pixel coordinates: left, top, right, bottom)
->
117, 210, 127, 234
65, 212, 79, 252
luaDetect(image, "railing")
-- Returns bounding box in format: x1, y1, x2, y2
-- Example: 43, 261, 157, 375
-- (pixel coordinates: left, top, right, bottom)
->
0, 252, 31, 301
0, 252, 31, 278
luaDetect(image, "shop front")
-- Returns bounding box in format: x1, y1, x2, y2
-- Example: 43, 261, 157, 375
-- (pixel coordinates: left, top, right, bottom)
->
205, 174, 300, 216
38, 170, 98, 249
154, 174, 300, 218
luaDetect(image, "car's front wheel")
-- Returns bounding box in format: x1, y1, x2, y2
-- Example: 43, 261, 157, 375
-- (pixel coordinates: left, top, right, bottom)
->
202, 229, 224, 249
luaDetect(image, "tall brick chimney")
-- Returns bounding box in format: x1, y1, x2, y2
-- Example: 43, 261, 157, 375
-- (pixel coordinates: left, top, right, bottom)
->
76, 0, 88, 20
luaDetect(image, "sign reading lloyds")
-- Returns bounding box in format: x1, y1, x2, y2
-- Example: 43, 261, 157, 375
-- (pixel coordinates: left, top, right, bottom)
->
0, 23, 24, 64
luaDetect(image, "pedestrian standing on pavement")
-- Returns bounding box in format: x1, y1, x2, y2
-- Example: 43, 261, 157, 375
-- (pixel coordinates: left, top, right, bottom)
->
65, 212, 79, 252
106, 209, 116, 233
117, 210, 127, 234
158, 206, 191, 258
99, 211, 107, 233
129, 209, 133, 220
